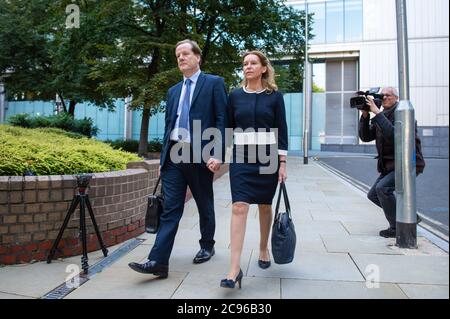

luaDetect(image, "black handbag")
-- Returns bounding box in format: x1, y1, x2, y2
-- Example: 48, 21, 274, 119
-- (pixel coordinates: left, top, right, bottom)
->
145, 176, 163, 234
271, 182, 296, 264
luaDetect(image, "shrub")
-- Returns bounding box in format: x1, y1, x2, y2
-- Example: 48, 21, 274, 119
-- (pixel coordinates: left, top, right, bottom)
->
106, 138, 163, 153
0, 125, 141, 176
7, 113, 99, 137
148, 138, 163, 152
106, 139, 139, 153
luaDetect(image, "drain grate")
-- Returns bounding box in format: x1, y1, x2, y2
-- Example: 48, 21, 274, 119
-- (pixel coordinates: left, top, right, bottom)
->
42, 238, 144, 299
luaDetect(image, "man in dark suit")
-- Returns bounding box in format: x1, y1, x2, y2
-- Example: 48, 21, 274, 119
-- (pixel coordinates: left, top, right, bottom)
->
128, 39, 228, 278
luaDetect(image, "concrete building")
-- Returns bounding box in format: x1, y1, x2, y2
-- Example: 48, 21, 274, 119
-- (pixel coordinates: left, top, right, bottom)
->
286, 0, 449, 156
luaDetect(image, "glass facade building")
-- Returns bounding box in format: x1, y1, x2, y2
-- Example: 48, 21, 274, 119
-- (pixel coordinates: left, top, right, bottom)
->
290, 0, 363, 44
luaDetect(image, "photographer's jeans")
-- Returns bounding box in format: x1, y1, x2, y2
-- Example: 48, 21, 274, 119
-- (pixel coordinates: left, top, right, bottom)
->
368, 171, 396, 229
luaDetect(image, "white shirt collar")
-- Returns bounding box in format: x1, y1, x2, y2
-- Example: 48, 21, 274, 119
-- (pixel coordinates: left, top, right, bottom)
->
183, 69, 201, 84
243, 86, 266, 94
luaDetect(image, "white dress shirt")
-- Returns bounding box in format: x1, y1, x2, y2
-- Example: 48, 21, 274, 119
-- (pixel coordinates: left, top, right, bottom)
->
170, 69, 202, 143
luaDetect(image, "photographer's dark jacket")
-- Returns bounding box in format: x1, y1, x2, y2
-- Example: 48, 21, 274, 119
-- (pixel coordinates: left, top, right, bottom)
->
359, 103, 425, 175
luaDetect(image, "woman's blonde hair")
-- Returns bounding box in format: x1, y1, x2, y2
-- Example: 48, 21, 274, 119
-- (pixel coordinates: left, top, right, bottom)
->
241, 50, 278, 93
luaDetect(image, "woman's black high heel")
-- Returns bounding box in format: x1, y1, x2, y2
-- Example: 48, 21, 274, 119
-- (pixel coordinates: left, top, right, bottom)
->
258, 250, 271, 269
220, 269, 243, 289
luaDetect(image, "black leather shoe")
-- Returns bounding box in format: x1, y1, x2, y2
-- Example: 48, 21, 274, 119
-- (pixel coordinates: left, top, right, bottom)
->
128, 260, 168, 278
193, 248, 215, 264
379, 227, 396, 238
220, 269, 243, 289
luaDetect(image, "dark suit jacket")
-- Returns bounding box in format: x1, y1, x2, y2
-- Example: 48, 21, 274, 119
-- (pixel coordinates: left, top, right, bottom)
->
160, 72, 228, 168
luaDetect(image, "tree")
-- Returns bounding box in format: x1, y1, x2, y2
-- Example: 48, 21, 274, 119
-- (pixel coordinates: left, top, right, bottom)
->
92, 0, 309, 156
0, 0, 116, 116
1, 1, 309, 156
274, 62, 303, 93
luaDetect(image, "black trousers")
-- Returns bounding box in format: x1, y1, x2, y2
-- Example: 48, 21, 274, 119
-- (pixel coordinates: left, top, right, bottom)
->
148, 143, 215, 265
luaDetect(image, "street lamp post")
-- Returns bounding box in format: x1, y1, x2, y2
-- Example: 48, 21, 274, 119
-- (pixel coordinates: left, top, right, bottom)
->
395, 0, 418, 248
302, 0, 312, 164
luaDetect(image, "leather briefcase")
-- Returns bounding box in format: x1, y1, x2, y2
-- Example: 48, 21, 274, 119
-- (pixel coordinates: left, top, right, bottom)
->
145, 176, 163, 234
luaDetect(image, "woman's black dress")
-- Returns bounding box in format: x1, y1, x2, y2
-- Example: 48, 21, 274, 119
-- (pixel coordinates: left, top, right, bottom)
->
228, 88, 288, 205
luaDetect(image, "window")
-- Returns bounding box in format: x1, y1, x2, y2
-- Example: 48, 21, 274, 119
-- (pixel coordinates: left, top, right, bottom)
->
309, 2, 326, 44
326, 1, 344, 43
291, 0, 363, 44
345, 0, 363, 42
325, 60, 359, 144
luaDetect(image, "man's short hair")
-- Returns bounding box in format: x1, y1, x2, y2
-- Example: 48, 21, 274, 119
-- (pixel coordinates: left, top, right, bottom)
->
175, 39, 202, 58
382, 87, 399, 97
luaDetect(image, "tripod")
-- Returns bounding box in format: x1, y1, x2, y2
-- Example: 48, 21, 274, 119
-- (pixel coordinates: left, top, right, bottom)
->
47, 174, 108, 274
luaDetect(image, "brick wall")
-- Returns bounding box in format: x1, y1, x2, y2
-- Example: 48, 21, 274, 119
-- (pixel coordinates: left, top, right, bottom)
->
0, 160, 159, 265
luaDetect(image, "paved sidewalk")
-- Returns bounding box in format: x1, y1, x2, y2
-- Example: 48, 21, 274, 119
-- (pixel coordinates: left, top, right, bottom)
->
0, 158, 448, 299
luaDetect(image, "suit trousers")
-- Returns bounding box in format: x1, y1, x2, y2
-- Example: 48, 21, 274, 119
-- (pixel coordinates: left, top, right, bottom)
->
148, 143, 215, 265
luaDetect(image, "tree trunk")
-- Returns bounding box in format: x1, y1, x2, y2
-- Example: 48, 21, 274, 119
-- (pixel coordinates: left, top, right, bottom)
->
68, 100, 76, 116
58, 92, 68, 113
138, 107, 150, 157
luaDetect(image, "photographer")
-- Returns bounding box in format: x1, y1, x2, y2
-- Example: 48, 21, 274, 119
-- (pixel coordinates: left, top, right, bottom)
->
359, 87, 425, 238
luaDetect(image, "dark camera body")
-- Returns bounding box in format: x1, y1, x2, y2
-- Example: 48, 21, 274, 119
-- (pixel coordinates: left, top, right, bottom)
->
350, 87, 384, 111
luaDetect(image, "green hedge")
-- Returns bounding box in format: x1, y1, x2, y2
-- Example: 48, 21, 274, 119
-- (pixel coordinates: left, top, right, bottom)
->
106, 138, 163, 153
7, 113, 99, 137
0, 125, 141, 176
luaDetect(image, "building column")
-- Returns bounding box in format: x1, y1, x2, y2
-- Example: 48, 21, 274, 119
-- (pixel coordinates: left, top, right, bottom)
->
124, 96, 133, 140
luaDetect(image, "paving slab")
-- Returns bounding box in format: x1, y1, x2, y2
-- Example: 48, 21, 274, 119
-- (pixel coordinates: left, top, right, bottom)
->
351, 254, 449, 285
247, 252, 365, 282
65, 267, 187, 299
0, 292, 34, 299
294, 220, 349, 236
398, 284, 449, 299
310, 211, 387, 224
168, 247, 252, 276
172, 272, 280, 299
321, 235, 403, 255
0, 261, 74, 298
340, 220, 393, 235
281, 279, 408, 299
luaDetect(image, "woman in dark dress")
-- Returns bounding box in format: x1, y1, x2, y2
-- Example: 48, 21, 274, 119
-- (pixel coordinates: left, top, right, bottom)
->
220, 51, 288, 289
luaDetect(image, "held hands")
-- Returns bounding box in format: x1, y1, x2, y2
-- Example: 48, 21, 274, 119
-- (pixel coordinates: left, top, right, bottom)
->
366, 96, 381, 115
207, 158, 222, 173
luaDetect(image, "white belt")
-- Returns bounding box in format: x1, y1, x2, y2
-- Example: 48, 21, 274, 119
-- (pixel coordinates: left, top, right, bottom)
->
234, 132, 276, 145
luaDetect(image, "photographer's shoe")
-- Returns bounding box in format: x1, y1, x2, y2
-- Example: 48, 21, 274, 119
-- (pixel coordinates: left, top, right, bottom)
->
417, 215, 423, 224
379, 227, 396, 238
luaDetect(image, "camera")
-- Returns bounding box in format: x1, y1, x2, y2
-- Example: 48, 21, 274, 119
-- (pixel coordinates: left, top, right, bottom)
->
350, 87, 384, 111
75, 173, 93, 188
